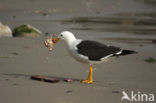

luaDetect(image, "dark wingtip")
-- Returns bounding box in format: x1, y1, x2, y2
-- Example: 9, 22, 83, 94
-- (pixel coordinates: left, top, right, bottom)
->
120, 50, 137, 56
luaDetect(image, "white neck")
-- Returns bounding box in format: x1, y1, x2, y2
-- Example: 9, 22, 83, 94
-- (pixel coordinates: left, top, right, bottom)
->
64, 35, 76, 46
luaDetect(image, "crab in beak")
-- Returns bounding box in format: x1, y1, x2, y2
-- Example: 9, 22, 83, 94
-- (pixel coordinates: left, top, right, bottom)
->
44, 34, 59, 51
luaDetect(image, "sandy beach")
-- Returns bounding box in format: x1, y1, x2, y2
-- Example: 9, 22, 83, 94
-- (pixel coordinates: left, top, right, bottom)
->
0, 0, 156, 103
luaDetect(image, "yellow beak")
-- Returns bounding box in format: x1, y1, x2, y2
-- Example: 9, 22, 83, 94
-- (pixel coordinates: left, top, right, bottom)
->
52, 37, 60, 43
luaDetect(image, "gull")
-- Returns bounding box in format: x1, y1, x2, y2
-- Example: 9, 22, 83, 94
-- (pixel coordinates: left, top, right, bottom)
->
53, 31, 137, 84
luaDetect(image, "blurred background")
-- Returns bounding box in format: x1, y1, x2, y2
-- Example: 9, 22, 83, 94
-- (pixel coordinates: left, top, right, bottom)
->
0, 0, 156, 38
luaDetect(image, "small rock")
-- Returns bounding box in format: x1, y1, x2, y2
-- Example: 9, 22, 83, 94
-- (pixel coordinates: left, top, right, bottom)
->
45, 32, 49, 35
43, 13, 48, 16
5, 79, 9, 81
12, 15, 16, 18
112, 90, 120, 93
10, 52, 19, 55
139, 44, 143, 47
0, 22, 12, 37
66, 90, 74, 93
64, 78, 73, 82
13, 83, 19, 86
13, 24, 42, 37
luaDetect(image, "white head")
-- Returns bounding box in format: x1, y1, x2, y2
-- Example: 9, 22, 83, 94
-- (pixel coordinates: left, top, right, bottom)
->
58, 31, 76, 43
52, 31, 76, 45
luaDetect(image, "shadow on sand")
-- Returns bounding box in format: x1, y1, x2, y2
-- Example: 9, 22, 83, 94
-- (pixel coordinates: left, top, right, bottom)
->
3, 73, 80, 82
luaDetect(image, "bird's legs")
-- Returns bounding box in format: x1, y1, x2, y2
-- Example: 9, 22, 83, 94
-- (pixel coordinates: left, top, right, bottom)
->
81, 65, 93, 84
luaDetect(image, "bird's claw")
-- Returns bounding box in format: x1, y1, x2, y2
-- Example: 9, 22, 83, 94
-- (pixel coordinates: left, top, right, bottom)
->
81, 79, 93, 84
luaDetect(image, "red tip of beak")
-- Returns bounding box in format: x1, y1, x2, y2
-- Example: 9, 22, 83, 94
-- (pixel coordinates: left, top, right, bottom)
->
52, 37, 60, 43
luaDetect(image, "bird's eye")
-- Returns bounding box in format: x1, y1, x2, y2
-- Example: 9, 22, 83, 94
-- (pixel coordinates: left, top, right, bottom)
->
60, 34, 63, 37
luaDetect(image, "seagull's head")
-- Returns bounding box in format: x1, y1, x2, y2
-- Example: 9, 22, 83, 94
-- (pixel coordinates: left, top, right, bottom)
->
53, 31, 76, 43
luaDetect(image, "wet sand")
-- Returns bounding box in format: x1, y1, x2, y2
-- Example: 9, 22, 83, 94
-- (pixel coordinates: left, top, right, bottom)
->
0, 0, 156, 103
0, 37, 156, 103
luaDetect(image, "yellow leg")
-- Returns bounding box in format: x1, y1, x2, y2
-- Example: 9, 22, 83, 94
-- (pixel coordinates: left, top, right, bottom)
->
81, 65, 93, 84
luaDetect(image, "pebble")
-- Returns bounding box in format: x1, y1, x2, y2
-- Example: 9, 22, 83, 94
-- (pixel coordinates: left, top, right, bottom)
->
64, 78, 73, 82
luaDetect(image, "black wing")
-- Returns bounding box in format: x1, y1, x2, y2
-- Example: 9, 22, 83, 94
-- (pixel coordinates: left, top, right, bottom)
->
76, 40, 121, 61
